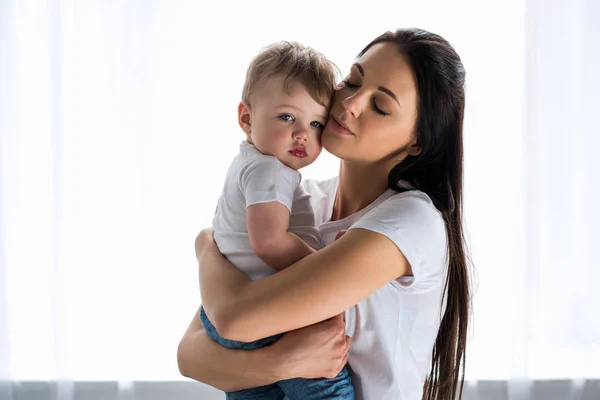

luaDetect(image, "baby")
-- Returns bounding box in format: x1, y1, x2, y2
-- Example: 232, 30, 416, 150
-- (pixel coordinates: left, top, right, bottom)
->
200, 41, 354, 400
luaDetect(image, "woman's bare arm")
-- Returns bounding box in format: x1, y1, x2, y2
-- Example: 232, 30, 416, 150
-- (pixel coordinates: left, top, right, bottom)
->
198, 228, 412, 342
177, 308, 351, 391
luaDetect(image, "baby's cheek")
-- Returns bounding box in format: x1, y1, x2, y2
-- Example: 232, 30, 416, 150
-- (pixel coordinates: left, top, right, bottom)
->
312, 143, 323, 161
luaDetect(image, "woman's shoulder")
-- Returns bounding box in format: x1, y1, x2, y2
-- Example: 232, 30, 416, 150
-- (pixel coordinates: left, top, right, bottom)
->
353, 189, 447, 255
350, 189, 448, 290
363, 189, 445, 228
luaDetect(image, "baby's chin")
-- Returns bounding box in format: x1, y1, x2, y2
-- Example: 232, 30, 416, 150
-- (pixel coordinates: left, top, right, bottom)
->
282, 157, 315, 171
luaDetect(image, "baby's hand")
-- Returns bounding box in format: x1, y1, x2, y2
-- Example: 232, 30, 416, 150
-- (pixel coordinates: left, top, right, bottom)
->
335, 230, 347, 241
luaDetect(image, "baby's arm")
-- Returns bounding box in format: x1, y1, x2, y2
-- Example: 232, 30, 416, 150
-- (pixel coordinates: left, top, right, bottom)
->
247, 201, 315, 271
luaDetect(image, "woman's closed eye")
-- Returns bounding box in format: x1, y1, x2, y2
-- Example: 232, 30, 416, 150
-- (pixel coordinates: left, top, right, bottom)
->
372, 98, 389, 116
342, 80, 359, 89
342, 80, 390, 116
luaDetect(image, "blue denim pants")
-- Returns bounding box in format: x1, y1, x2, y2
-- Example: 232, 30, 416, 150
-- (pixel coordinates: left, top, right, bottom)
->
199, 307, 354, 400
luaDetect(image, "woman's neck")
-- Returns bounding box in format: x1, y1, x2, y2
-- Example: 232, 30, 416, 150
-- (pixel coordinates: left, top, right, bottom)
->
331, 161, 390, 221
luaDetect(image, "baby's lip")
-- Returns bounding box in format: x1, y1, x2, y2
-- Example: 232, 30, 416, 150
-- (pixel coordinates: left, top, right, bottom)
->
289, 146, 307, 158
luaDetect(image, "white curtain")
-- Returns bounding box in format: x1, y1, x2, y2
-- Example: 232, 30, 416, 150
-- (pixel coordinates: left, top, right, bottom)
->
0, 1, 598, 399
505, 0, 600, 397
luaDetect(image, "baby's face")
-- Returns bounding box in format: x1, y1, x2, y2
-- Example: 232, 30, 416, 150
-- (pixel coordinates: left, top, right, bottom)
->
246, 75, 328, 170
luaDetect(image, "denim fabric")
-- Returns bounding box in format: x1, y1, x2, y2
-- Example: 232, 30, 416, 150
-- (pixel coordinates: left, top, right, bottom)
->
199, 307, 354, 400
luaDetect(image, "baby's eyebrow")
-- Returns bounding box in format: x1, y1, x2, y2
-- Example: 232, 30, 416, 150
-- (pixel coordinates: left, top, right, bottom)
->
276, 104, 300, 110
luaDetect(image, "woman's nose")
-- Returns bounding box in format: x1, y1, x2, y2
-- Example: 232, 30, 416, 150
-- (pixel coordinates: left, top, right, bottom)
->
341, 93, 362, 119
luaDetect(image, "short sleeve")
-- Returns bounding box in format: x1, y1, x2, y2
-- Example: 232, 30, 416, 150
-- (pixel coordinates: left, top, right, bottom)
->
348, 191, 448, 292
239, 156, 301, 212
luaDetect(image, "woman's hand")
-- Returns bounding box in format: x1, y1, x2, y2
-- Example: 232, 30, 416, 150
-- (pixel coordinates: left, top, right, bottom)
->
271, 314, 352, 380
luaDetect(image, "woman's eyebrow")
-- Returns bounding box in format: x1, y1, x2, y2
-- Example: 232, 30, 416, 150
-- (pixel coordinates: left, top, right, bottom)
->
353, 63, 365, 76
353, 62, 401, 107
378, 86, 400, 107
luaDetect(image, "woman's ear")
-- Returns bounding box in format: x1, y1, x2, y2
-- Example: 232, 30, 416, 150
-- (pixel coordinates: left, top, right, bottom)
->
406, 138, 422, 157
238, 101, 252, 136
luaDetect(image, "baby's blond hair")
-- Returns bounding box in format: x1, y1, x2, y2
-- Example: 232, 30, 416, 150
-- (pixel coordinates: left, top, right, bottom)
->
242, 41, 339, 107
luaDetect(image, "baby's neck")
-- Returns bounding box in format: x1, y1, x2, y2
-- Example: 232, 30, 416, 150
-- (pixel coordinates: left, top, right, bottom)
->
332, 161, 390, 221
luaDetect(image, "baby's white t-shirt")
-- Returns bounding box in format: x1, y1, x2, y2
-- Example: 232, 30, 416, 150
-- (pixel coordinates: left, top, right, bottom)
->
212, 141, 321, 280
301, 177, 448, 400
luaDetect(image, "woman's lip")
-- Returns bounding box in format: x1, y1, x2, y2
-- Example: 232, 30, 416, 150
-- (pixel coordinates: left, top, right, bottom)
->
331, 117, 354, 135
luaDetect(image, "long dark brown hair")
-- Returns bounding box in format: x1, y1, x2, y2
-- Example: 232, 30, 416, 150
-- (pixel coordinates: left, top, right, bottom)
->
359, 29, 471, 400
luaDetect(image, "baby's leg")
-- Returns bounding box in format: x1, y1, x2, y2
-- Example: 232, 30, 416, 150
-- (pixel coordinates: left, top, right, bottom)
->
199, 306, 281, 349
278, 364, 355, 400
199, 307, 286, 399
225, 384, 284, 400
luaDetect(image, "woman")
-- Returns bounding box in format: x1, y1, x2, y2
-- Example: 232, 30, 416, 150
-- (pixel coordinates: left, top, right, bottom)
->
178, 28, 470, 400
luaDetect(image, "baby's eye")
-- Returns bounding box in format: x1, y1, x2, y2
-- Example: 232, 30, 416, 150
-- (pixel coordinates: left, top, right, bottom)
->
279, 114, 294, 122
310, 121, 324, 129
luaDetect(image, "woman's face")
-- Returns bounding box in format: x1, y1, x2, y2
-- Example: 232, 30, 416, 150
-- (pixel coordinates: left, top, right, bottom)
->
322, 42, 421, 165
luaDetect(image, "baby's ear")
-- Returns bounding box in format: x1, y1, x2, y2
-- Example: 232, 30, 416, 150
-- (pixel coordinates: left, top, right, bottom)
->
237, 101, 252, 135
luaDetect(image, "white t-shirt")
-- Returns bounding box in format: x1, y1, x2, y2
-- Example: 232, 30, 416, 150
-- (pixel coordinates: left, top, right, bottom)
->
212, 141, 322, 280
301, 177, 448, 400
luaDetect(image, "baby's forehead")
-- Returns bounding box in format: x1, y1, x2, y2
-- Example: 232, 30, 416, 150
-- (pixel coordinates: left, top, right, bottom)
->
258, 87, 327, 113
268, 98, 328, 115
